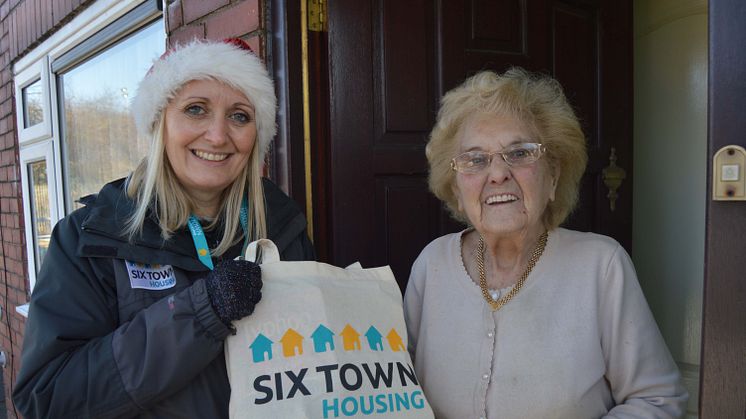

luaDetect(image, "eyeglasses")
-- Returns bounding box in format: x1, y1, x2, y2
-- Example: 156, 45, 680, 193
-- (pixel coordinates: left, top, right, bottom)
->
450, 142, 546, 174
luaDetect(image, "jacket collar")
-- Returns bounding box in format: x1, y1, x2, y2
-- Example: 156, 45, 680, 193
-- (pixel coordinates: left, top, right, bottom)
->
77, 178, 307, 271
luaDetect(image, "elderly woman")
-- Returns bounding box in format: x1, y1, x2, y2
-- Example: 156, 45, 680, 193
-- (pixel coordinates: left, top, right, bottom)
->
13, 39, 314, 418
403, 69, 687, 418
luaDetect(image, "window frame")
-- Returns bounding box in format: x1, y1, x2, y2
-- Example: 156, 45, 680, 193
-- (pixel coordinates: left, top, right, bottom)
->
19, 141, 60, 291
12, 0, 163, 300
14, 56, 53, 144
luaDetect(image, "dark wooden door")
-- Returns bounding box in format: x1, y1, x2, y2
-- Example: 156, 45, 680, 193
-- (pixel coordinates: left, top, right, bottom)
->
700, 0, 746, 416
321, 0, 632, 290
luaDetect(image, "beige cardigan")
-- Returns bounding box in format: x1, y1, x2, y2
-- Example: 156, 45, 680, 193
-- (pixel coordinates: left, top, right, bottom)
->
404, 228, 687, 419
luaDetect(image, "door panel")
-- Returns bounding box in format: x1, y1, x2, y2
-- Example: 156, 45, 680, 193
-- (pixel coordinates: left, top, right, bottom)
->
325, 0, 631, 288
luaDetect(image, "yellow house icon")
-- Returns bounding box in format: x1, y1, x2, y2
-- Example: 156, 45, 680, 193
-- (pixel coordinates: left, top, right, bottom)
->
340, 324, 361, 351
387, 328, 405, 352
280, 328, 304, 357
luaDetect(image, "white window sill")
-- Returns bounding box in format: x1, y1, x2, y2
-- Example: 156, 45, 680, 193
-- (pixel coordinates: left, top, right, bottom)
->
16, 303, 30, 318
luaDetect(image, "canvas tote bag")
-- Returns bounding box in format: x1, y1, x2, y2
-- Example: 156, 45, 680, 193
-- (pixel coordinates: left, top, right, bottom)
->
225, 239, 434, 419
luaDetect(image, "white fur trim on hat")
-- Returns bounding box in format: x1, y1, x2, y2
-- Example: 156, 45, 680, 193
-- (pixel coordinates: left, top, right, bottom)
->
131, 39, 276, 162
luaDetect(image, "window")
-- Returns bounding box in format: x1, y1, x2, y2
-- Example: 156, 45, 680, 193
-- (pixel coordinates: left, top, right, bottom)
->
21, 79, 44, 128
13, 0, 165, 294
20, 142, 58, 283
58, 19, 162, 211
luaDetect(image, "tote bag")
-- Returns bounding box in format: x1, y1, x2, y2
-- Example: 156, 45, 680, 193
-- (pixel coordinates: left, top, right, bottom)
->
225, 239, 434, 419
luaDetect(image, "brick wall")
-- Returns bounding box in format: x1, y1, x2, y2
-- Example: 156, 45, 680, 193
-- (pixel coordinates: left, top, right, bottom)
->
0, 0, 266, 417
167, 0, 264, 54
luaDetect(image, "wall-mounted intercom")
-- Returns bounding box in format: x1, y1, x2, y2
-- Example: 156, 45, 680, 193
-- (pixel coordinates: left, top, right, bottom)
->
713, 145, 746, 201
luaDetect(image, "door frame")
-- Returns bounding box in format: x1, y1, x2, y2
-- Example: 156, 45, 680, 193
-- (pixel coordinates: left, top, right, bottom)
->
700, 0, 746, 416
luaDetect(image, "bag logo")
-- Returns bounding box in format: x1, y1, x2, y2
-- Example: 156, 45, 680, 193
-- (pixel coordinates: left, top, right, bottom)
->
247, 324, 425, 417
125, 260, 176, 290
250, 324, 405, 363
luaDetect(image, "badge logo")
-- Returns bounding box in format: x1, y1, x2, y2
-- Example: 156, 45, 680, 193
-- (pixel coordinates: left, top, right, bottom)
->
125, 260, 177, 290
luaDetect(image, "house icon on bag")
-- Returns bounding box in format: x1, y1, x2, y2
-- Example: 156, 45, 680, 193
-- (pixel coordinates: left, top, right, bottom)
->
365, 326, 384, 351
311, 324, 335, 353
387, 328, 405, 352
281, 328, 304, 357
250, 333, 274, 362
341, 324, 361, 351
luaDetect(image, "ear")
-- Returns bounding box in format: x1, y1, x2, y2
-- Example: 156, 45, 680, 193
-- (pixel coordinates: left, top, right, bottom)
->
451, 182, 464, 212
548, 165, 560, 202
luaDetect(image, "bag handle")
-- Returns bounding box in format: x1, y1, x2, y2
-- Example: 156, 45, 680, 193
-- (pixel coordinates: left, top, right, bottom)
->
243, 239, 281, 264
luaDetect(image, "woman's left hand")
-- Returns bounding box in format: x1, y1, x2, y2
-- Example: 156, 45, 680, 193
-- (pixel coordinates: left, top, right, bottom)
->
204, 260, 263, 325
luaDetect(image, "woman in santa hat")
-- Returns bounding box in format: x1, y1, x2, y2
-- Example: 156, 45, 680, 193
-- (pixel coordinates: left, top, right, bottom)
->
13, 38, 314, 418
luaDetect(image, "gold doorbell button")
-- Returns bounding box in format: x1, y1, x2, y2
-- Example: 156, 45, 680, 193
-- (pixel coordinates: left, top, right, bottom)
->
713, 145, 746, 200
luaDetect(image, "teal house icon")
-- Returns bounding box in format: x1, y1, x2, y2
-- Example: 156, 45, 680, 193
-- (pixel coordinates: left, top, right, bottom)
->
365, 326, 384, 351
250, 333, 274, 362
311, 324, 335, 353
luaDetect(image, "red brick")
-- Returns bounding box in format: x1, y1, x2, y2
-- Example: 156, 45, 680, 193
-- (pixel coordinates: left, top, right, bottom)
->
13, 288, 24, 305
8, 13, 16, 59
1, 2, 9, 21
0, 98, 10, 116
204, 0, 259, 40
247, 35, 261, 56
8, 165, 18, 181
0, 83, 8, 102
167, 0, 183, 33
42, 0, 52, 32
32, 0, 39, 40
169, 23, 204, 47
182, 0, 229, 25
23, 1, 30, 53
10, 258, 22, 274
51, 0, 61, 26
9, 272, 23, 290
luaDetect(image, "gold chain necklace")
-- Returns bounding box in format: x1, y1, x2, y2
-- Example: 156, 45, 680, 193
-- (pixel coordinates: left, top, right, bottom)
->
478, 231, 548, 311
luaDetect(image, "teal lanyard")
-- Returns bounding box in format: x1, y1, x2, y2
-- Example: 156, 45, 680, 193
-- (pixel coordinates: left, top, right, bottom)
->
187, 198, 249, 270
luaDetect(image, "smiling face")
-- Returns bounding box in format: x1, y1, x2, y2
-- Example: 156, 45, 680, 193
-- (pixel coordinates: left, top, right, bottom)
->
163, 79, 257, 213
453, 112, 558, 240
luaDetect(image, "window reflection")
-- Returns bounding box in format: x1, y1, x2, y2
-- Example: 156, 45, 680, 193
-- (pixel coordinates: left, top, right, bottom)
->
22, 79, 44, 128
28, 160, 51, 271
59, 20, 164, 211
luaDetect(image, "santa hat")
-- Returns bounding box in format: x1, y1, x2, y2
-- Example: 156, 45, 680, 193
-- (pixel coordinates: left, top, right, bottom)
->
131, 38, 276, 162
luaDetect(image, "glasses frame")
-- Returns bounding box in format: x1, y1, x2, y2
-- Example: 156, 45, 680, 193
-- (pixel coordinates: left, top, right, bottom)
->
450, 142, 546, 174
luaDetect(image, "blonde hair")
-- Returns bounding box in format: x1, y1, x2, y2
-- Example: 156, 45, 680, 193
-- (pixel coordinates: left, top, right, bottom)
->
427, 68, 587, 229
124, 114, 267, 256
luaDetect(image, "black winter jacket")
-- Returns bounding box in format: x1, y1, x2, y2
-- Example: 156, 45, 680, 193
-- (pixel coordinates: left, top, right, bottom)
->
13, 178, 315, 418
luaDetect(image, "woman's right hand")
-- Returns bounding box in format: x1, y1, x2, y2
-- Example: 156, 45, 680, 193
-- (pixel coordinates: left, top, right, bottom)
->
204, 260, 263, 325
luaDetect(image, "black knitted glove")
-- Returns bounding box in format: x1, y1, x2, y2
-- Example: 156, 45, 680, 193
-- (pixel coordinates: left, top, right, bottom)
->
204, 259, 262, 326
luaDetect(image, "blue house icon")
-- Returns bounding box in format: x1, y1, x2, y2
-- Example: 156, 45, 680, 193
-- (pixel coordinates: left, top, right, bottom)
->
311, 324, 335, 353
250, 333, 274, 363
365, 326, 384, 351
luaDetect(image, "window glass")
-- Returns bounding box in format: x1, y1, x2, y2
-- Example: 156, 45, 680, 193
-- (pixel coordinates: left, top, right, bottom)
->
22, 79, 44, 128
28, 160, 51, 271
59, 19, 164, 211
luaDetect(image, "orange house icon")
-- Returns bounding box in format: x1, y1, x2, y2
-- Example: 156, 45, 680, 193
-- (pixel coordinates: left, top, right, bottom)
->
280, 328, 304, 357
387, 328, 405, 352
340, 324, 361, 351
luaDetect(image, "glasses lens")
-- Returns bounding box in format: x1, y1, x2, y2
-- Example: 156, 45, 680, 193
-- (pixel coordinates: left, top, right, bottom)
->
503, 143, 542, 166
452, 143, 543, 172
454, 151, 490, 173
